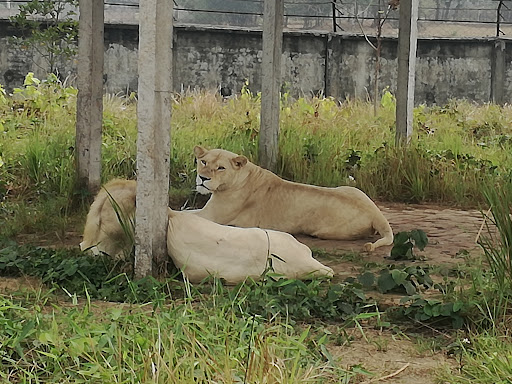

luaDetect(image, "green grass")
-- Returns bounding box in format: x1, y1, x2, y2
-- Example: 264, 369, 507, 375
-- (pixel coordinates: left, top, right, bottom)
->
4, 74, 512, 383
435, 184, 512, 384
0, 288, 346, 383
0, 241, 368, 383
3, 76, 512, 237
438, 332, 512, 384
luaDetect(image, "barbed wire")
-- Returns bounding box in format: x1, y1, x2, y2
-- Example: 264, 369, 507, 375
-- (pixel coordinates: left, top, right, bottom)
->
0, 0, 510, 38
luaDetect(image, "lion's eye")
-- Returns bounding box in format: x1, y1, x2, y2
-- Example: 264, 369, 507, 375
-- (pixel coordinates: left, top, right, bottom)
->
217, 166, 226, 171
200, 160, 207, 166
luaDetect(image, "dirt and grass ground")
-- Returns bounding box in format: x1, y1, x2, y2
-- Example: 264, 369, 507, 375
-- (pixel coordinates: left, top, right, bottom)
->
2, 201, 486, 383
299, 203, 483, 383
3, 80, 510, 381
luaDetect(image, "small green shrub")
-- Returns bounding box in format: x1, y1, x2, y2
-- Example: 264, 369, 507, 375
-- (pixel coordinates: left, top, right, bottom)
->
355, 264, 468, 328
395, 295, 466, 329
240, 273, 369, 322
356, 265, 434, 296
389, 229, 429, 261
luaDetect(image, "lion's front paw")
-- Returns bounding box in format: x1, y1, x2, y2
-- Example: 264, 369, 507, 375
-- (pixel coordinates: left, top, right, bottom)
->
363, 242, 375, 252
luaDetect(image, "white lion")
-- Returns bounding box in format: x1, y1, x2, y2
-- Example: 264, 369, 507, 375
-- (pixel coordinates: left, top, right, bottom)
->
80, 179, 334, 282
193, 146, 393, 251
167, 208, 333, 284
80, 179, 136, 257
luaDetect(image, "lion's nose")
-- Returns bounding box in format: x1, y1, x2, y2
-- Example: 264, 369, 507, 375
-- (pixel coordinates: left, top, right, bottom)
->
199, 175, 210, 182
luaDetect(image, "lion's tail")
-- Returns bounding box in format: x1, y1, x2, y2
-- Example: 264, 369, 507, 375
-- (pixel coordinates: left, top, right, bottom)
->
364, 213, 394, 252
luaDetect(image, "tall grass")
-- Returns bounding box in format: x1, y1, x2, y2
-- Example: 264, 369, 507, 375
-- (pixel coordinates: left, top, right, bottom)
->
437, 183, 512, 384
437, 333, 512, 384
471, 183, 512, 327
3, 74, 512, 236
479, 184, 512, 292
0, 281, 346, 383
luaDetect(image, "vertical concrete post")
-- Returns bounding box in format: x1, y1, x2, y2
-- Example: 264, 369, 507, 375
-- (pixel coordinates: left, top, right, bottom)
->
395, 0, 418, 145
491, 39, 505, 105
259, 0, 284, 172
325, 35, 343, 98
76, 0, 104, 194
135, 0, 173, 278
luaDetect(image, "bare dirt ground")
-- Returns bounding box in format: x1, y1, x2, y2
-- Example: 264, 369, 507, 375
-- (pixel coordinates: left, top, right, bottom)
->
298, 203, 483, 273
7, 203, 485, 383
295, 203, 484, 384
329, 326, 456, 384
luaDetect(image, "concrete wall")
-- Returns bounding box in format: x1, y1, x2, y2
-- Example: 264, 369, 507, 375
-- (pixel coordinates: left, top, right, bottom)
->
0, 21, 509, 104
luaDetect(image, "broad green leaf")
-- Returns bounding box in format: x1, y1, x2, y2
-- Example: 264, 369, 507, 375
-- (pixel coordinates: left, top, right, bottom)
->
390, 242, 413, 260
453, 301, 464, 312
393, 231, 411, 246
411, 229, 429, 250
377, 271, 396, 293
402, 280, 417, 295
391, 269, 408, 285
357, 271, 375, 288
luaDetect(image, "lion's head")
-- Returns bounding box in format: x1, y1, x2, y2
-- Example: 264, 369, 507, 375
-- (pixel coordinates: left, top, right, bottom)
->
194, 146, 248, 195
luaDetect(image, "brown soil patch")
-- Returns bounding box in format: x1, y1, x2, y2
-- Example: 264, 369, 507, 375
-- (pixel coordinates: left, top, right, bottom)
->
296, 203, 482, 382
0, 275, 44, 293
297, 203, 484, 280
7, 203, 482, 382
330, 327, 456, 384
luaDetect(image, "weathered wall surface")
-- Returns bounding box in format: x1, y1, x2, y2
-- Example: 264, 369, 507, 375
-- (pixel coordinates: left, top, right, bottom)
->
0, 21, 509, 104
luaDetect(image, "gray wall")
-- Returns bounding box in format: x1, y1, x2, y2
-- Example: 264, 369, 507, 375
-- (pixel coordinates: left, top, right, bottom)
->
0, 21, 510, 105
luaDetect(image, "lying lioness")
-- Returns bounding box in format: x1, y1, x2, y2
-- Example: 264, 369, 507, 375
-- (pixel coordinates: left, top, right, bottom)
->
81, 179, 333, 281
193, 146, 394, 251
80, 179, 136, 257
167, 208, 333, 284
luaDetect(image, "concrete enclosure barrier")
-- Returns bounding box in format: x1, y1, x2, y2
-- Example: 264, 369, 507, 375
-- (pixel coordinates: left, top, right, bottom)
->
0, 22, 509, 104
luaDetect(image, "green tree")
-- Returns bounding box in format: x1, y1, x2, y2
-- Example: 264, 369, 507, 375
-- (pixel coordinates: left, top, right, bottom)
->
10, 0, 79, 75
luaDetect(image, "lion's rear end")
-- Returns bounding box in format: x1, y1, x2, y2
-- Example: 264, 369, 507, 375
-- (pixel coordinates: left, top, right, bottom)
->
80, 179, 137, 256
276, 184, 394, 251
331, 186, 393, 250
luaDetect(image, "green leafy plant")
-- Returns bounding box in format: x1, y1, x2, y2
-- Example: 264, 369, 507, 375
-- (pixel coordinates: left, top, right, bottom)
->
389, 229, 429, 261
12, 72, 77, 116
0, 241, 181, 303
395, 295, 466, 329
355, 265, 467, 328
357, 265, 434, 296
10, 0, 79, 74
240, 270, 369, 322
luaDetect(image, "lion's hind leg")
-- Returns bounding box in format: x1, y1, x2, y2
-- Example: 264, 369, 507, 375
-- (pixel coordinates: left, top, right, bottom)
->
363, 231, 394, 252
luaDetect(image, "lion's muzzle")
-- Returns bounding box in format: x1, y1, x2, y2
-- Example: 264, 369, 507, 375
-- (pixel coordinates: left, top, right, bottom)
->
196, 175, 212, 195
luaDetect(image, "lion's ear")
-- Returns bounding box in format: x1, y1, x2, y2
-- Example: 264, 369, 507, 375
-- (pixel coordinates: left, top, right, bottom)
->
194, 145, 207, 157
232, 156, 248, 168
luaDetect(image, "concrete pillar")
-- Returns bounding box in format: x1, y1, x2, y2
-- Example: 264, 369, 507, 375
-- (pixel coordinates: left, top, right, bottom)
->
76, 0, 104, 194
491, 39, 506, 105
135, 0, 173, 278
325, 35, 343, 98
259, 0, 284, 172
395, 0, 418, 145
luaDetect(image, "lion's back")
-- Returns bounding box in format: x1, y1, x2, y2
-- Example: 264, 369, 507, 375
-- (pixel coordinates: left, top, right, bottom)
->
81, 179, 136, 255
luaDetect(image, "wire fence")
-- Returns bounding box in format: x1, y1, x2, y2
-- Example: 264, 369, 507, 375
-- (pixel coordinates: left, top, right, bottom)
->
0, 0, 511, 38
